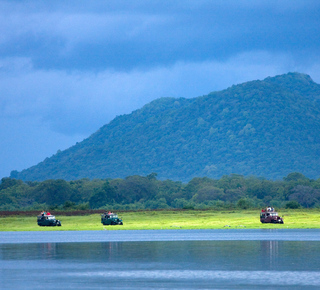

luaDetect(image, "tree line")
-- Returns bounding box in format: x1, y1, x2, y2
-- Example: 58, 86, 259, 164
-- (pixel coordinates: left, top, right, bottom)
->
1, 172, 320, 211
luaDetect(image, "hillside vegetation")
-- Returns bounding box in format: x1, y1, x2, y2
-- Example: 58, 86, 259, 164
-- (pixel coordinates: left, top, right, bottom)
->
11, 72, 320, 181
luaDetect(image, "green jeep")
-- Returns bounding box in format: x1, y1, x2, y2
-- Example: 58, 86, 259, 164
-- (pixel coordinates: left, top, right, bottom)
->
101, 212, 123, 225
37, 214, 61, 226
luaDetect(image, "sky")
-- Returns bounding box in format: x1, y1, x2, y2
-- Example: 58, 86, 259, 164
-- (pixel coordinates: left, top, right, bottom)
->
1, 0, 320, 179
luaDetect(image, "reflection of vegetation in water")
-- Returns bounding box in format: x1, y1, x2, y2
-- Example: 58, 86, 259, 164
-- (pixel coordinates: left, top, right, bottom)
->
1, 209, 320, 231
3, 240, 320, 272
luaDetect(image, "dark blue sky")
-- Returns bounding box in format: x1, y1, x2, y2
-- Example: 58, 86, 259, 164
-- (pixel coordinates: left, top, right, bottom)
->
1, 0, 320, 178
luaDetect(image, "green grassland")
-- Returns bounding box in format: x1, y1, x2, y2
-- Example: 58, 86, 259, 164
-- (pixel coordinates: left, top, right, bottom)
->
0, 209, 319, 231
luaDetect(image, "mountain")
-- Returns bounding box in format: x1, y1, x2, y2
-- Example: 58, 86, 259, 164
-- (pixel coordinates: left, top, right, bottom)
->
11, 72, 320, 181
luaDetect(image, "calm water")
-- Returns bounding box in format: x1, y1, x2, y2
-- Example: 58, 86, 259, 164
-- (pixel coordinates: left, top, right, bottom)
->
1, 229, 320, 289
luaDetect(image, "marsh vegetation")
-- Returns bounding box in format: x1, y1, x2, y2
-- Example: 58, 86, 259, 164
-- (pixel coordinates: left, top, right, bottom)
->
1, 209, 319, 231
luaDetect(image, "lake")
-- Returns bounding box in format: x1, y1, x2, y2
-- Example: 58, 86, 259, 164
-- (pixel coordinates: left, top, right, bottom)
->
1, 229, 320, 289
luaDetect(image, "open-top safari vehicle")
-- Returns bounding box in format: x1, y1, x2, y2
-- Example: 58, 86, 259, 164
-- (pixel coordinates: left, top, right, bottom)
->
37, 213, 61, 226
260, 207, 284, 224
101, 211, 123, 225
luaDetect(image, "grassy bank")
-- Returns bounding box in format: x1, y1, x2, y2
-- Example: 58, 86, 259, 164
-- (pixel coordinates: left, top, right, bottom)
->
0, 209, 319, 231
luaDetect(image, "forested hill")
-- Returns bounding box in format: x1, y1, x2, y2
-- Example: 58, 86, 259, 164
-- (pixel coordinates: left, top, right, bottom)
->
11, 72, 320, 181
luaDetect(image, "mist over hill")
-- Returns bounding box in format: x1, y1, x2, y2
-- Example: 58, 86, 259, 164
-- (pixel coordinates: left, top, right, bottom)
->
11, 72, 320, 182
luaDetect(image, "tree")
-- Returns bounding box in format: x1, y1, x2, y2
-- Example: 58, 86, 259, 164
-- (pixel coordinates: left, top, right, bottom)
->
147, 172, 158, 180
246, 180, 278, 200
0, 177, 23, 190
32, 179, 73, 206
288, 185, 320, 208
237, 198, 254, 209
193, 186, 224, 203
156, 179, 183, 204
115, 175, 158, 204
285, 200, 301, 209
89, 181, 116, 208
283, 172, 309, 182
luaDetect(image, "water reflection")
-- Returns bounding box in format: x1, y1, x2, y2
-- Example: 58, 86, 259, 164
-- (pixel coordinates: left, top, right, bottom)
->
41, 243, 57, 260
260, 240, 279, 268
1, 239, 320, 289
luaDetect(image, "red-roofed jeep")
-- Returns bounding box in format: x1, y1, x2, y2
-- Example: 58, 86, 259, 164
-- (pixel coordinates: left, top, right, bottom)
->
37, 214, 61, 226
101, 212, 123, 225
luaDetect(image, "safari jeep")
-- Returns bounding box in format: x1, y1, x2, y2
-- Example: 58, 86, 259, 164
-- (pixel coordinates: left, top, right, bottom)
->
101, 212, 123, 225
260, 210, 284, 224
37, 214, 61, 226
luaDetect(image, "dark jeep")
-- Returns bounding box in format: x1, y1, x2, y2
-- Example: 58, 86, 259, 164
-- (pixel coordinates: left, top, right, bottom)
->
260, 209, 284, 224
101, 212, 123, 225
37, 214, 61, 226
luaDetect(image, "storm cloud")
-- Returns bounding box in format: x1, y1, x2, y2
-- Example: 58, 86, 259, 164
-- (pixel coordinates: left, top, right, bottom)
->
1, 0, 320, 178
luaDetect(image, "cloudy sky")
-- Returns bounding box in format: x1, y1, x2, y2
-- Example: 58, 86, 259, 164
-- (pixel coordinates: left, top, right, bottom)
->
1, 0, 320, 179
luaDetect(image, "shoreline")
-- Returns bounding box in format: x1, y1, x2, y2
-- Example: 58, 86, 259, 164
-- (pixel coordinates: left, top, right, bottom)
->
2, 228, 320, 244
